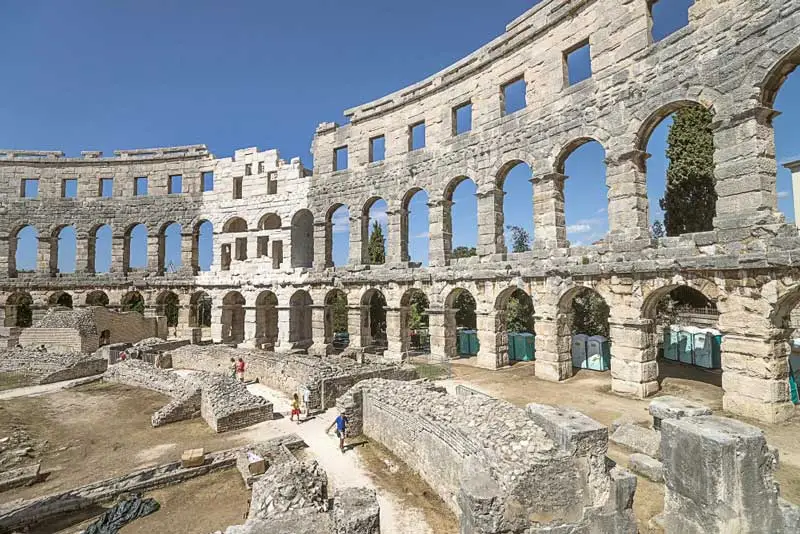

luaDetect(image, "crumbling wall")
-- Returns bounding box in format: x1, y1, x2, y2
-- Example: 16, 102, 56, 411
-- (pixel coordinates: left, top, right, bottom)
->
0, 348, 107, 384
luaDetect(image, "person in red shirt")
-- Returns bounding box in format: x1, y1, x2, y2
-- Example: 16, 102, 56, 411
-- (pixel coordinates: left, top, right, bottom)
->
235, 357, 245, 382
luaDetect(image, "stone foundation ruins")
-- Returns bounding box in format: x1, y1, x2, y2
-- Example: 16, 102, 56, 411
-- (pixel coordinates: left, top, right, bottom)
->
0, 347, 107, 384
103, 360, 272, 432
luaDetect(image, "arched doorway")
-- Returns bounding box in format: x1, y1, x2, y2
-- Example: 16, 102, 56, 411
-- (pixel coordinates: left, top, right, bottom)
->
10, 225, 38, 277
158, 222, 182, 274
494, 288, 535, 366
188, 292, 212, 328
498, 161, 534, 254
444, 288, 477, 359
362, 198, 388, 265
289, 290, 313, 349
90, 224, 113, 273
121, 291, 145, 315
5, 292, 33, 327
49, 291, 73, 309
221, 291, 246, 344
401, 188, 429, 266
401, 289, 430, 355
443, 177, 478, 262
557, 139, 608, 245
192, 220, 213, 273
124, 224, 148, 272
156, 291, 181, 331
361, 289, 387, 351
324, 289, 349, 351
326, 204, 350, 267
291, 210, 314, 268
558, 287, 611, 373
255, 291, 278, 350
85, 290, 110, 307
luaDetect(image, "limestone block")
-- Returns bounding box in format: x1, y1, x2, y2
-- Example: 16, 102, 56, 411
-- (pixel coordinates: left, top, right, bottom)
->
526, 403, 608, 456
628, 453, 663, 483
611, 358, 658, 383
648, 396, 712, 430
332, 487, 380, 534
611, 377, 660, 398
610, 423, 661, 459
722, 393, 796, 425
181, 448, 205, 468
721, 372, 790, 403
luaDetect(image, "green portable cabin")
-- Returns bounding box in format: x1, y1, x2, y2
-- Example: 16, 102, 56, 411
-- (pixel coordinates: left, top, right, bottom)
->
508, 332, 535, 362
458, 330, 479, 356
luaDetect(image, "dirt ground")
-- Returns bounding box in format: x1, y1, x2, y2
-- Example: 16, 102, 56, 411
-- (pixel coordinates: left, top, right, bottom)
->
0, 372, 37, 392
448, 358, 800, 531
0, 381, 253, 504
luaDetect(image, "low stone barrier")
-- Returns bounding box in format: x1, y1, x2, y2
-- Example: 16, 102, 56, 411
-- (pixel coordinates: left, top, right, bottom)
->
0, 348, 107, 384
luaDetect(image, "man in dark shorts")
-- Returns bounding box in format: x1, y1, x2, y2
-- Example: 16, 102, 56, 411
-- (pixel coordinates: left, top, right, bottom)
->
326, 411, 348, 452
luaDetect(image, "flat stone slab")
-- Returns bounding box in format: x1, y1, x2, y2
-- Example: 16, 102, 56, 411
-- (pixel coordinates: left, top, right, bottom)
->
649, 396, 712, 429
628, 453, 664, 483
610, 423, 661, 459
0, 463, 41, 492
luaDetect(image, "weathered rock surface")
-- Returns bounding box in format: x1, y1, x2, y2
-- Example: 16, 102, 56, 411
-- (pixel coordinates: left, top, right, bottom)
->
611, 423, 662, 459
628, 453, 663, 483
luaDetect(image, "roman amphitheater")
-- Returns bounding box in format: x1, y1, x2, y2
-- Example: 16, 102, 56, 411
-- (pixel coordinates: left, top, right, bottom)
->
2, 1, 800, 532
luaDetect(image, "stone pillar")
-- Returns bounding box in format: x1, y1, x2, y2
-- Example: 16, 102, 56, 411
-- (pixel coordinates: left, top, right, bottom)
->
386, 207, 404, 265
476, 311, 506, 369
314, 221, 329, 269
605, 149, 649, 240
112, 234, 125, 274
0, 236, 9, 278
609, 318, 660, 398
428, 200, 452, 267
534, 317, 573, 381
347, 305, 364, 350
211, 304, 223, 343
147, 235, 159, 274
275, 306, 292, 352
713, 106, 784, 229
242, 306, 258, 348
308, 305, 330, 356
177, 300, 191, 338
383, 307, 407, 362
349, 213, 365, 266
75, 233, 90, 274
37, 235, 52, 276
180, 231, 193, 274
428, 308, 456, 361
532, 173, 567, 248
476, 186, 505, 258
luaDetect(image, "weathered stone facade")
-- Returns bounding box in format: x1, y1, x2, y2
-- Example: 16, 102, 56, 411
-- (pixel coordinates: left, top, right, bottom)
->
2, 0, 800, 422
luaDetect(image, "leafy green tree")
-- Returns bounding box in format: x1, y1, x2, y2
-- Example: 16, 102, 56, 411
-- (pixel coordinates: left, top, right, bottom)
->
507, 225, 532, 253
163, 295, 180, 327
572, 291, 610, 337
123, 295, 145, 315
659, 107, 717, 236
454, 291, 477, 330
505, 291, 534, 333
408, 291, 429, 331
651, 220, 665, 239
198, 298, 212, 327
368, 221, 386, 264
369, 293, 387, 341
330, 292, 348, 333
452, 246, 477, 259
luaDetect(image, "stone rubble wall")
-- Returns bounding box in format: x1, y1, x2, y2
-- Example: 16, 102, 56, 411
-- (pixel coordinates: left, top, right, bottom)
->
0, 348, 107, 384
337, 379, 636, 534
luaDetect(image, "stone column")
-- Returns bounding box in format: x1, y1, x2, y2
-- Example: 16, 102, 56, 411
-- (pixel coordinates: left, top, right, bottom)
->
210, 304, 223, 343
180, 231, 194, 274
476, 186, 505, 258
0, 236, 9, 278
177, 300, 191, 338
242, 306, 258, 348
428, 308, 456, 361
349, 213, 365, 266
275, 306, 292, 352
37, 235, 52, 276
532, 173, 567, 248
714, 106, 784, 229
313, 221, 329, 269
147, 235, 159, 274
534, 317, 573, 381
605, 149, 649, 240
609, 318, 660, 398
386, 207, 404, 265
428, 200, 452, 267
383, 307, 407, 363
476, 311, 505, 369
75, 232, 90, 274
347, 305, 364, 351
308, 305, 330, 356
112, 233, 125, 274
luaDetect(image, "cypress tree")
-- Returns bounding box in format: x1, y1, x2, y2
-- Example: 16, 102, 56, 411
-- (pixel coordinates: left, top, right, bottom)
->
368, 220, 386, 264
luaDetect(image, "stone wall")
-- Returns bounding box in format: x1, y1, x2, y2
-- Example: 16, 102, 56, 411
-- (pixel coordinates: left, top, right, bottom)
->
0, 348, 107, 383
337, 379, 636, 533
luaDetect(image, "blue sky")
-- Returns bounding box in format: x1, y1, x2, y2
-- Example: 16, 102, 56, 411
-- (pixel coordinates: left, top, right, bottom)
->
3, 1, 798, 271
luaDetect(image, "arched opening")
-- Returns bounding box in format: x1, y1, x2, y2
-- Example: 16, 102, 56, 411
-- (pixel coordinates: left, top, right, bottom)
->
498, 161, 534, 253
640, 102, 716, 237
158, 222, 182, 274
121, 291, 145, 315
223, 217, 248, 233
188, 291, 212, 328
124, 224, 148, 272
90, 224, 112, 274
99, 329, 111, 347
192, 220, 213, 273
401, 188, 429, 266
445, 288, 477, 358
444, 177, 478, 261
644, 284, 722, 389
495, 288, 536, 365
558, 287, 611, 373
258, 213, 282, 231
53, 225, 77, 274
362, 197, 388, 265
221, 291, 246, 344
222, 217, 248, 268
327, 204, 350, 267
771, 287, 800, 410
5, 292, 33, 327
324, 289, 349, 351
255, 291, 278, 350
289, 290, 313, 349
291, 209, 314, 268
401, 289, 430, 355
85, 290, 109, 307
771, 56, 800, 224
10, 225, 38, 277
156, 291, 180, 329
361, 289, 387, 351
558, 139, 608, 245
49, 291, 73, 309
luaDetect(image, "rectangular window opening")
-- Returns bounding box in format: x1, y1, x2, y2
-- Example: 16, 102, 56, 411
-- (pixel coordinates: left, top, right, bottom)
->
235, 237, 248, 261
267, 172, 278, 195
257, 236, 270, 257
409, 122, 426, 151
334, 146, 348, 171
62, 178, 78, 198
21, 178, 39, 198
202, 171, 214, 192
258, 161, 264, 174
272, 240, 283, 269
369, 136, 386, 163
134, 177, 148, 196
168, 174, 182, 194
245, 163, 252, 176
564, 39, 592, 87
453, 102, 473, 136
221, 244, 232, 271
502, 77, 527, 116
233, 176, 243, 200
649, 0, 693, 42
100, 178, 113, 198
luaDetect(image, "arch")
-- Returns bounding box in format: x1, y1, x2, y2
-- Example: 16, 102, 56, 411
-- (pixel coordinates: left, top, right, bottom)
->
192, 220, 213, 273
90, 224, 113, 274
223, 217, 248, 233
289, 290, 313, 348
4, 291, 33, 327
557, 286, 611, 372
188, 291, 212, 328
641, 280, 721, 320
444, 287, 477, 358
53, 225, 77, 274
255, 291, 279, 350
362, 197, 388, 265
291, 209, 314, 268
635, 100, 711, 152
498, 161, 534, 254
361, 288, 387, 350
258, 213, 282, 231
553, 137, 604, 175
155, 290, 180, 328
124, 223, 148, 272
400, 288, 430, 354
326, 203, 350, 267
48, 291, 73, 309
560, 139, 609, 245
10, 225, 38, 277
443, 176, 478, 261
760, 43, 800, 108
324, 289, 349, 348
85, 290, 110, 307
121, 291, 145, 315
401, 188, 430, 265
492, 287, 535, 366
221, 291, 246, 344
158, 222, 182, 274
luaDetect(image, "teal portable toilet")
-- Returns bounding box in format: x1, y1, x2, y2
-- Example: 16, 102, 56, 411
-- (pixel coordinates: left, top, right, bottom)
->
789, 348, 800, 405
572, 334, 589, 368
693, 329, 714, 369
709, 329, 723, 369
459, 330, 479, 356
587, 336, 611, 371
507, 333, 519, 361
519, 332, 535, 361
470, 331, 480, 355
663, 325, 680, 361
457, 329, 471, 356
677, 328, 695, 364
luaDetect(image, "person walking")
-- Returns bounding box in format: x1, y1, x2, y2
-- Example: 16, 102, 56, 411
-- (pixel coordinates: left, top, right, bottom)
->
290, 393, 301, 424
326, 411, 348, 453
302, 387, 311, 420
235, 357, 245, 382
229, 358, 237, 379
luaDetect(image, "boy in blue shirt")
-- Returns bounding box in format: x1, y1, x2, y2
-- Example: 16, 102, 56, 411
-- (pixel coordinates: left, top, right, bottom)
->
327, 411, 348, 452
